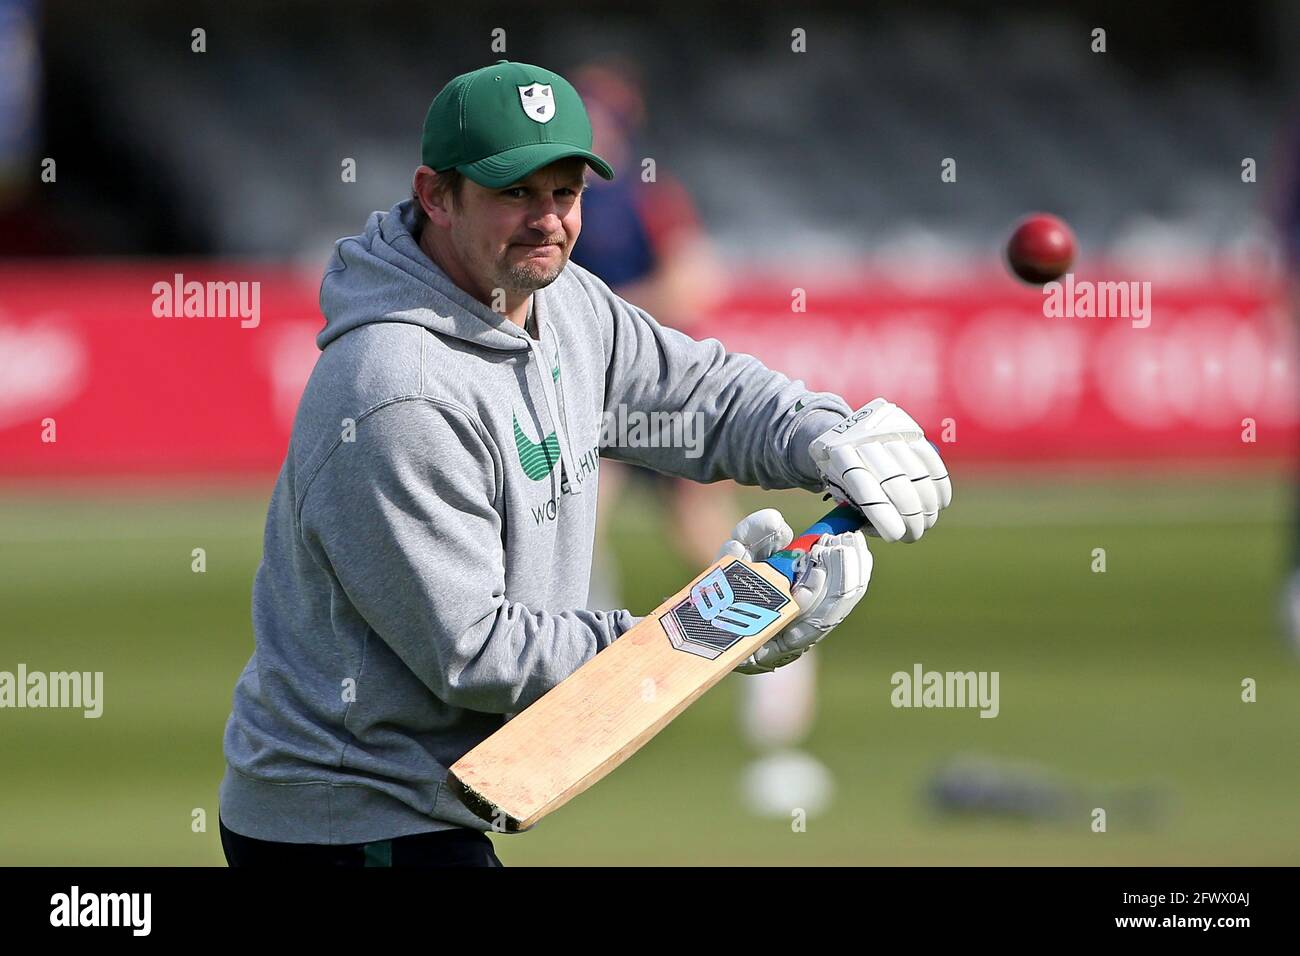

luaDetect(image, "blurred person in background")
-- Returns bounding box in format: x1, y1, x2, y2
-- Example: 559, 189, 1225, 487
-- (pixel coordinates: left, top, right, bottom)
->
568, 57, 733, 598
570, 57, 836, 818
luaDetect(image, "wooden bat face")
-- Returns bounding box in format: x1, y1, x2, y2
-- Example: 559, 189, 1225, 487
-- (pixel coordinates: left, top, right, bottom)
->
447, 505, 864, 831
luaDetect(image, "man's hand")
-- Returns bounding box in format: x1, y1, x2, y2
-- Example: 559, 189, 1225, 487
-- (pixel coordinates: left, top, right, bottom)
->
809, 397, 952, 543
715, 509, 872, 675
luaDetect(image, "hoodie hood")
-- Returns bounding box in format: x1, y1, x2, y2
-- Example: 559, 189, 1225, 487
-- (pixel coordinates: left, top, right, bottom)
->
318, 199, 586, 495
318, 199, 530, 354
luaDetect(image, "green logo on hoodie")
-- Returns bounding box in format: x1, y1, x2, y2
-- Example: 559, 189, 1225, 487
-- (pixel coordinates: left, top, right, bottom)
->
513, 412, 561, 480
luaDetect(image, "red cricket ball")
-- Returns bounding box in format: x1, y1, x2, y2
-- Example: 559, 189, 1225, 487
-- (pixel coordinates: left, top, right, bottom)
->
1005, 213, 1077, 284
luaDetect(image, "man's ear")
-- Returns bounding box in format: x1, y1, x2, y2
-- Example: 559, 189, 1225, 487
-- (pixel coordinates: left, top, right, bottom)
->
413, 166, 452, 226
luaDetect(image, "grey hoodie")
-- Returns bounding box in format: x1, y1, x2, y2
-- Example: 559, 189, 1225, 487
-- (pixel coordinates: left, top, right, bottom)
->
219, 199, 851, 844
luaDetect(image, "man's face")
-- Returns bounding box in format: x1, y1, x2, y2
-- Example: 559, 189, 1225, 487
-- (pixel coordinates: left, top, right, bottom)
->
447, 157, 587, 298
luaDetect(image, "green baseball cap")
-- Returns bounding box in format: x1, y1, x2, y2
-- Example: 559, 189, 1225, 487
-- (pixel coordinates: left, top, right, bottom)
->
421, 60, 616, 188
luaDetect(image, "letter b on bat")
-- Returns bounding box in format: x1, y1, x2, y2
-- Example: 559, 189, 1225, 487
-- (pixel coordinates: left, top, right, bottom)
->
691, 567, 781, 636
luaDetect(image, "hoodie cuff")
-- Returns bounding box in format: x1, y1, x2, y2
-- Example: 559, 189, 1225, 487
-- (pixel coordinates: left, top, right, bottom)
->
788, 408, 849, 489
597, 610, 643, 645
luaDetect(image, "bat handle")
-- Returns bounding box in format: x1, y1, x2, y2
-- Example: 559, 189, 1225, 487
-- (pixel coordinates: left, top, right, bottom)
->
763, 503, 867, 586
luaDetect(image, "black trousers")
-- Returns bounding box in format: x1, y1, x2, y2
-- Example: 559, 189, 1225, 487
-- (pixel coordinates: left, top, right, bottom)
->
220, 817, 503, 868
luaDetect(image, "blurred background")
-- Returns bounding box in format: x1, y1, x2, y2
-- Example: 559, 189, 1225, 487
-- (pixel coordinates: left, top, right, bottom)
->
1, 0, 1297, 864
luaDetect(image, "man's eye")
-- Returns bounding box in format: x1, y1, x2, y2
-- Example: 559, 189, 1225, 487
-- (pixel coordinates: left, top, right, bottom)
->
503, 187, 577, 199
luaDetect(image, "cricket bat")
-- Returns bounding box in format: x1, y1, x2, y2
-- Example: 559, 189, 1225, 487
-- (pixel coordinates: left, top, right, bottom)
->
446, 503, 866, 831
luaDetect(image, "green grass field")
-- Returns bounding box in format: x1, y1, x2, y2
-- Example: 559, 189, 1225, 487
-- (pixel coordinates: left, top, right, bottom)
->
1, 472, 1297, 865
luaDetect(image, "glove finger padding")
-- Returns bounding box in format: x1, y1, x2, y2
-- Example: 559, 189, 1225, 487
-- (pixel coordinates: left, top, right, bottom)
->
824, 444, 902, 542
858, 443, 925, 542
887, 440, 939, 530
784, 531, 872, 647
735, 644, 808, 676
715, 508, 793, 562
911, 438, 953, 509
734, 530, 872, 674
809, 397, 952, 544
791, 562, 828, 613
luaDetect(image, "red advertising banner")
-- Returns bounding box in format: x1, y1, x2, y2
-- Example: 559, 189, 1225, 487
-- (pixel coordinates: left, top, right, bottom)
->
0, 262, 323, 477
0, 261, 1294, 478
700, 267, 1297, 464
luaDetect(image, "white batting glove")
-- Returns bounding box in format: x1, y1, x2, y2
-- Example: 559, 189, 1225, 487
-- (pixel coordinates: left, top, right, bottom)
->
809, 397, 952, 543
714, 508, 794, 564
715, 510, 873, 675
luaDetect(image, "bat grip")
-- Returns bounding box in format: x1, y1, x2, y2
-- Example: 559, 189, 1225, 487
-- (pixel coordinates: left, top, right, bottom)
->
763, 504, 866, 585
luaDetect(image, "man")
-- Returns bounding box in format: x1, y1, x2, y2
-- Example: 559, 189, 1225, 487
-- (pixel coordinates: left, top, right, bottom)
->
218, 60, 951, 867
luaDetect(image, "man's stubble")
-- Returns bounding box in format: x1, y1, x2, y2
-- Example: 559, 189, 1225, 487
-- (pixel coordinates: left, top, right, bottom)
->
453, 224, 568, 297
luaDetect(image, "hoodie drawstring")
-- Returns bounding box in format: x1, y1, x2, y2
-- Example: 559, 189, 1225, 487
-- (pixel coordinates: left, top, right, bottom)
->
525, 327, 583, 496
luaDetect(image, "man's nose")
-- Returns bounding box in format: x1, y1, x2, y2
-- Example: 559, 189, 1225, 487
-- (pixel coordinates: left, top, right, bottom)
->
528, 200, 565, 233
528, 211, 562, 235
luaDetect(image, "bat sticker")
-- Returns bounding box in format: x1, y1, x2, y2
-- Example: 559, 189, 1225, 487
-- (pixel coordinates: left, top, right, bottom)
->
660, 560, 791, 659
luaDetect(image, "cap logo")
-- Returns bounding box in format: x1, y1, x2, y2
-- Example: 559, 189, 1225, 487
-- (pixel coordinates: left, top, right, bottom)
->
517, 83, 556, 124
